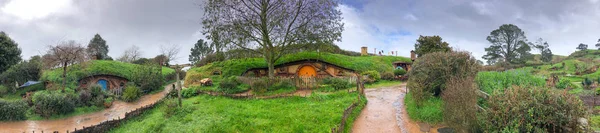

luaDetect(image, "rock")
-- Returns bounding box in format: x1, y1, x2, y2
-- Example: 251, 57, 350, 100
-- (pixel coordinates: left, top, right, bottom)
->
200, 78, 213, 86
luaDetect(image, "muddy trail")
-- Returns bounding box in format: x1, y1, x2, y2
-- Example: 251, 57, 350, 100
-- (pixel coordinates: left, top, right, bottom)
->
0, 83, 174, 133
352, 84, 438, 133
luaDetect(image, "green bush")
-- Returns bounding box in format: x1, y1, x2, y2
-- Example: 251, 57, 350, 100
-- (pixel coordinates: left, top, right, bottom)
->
162, 98, 178, 118
251, 79, 268, 94
556, 78, 573, 89
0, 85, 7, 95
0, 99, 28, 121
181, 87, 198, 98
32, 91, 77, 118
476, 70, 546, 93
480, 86, 588, 132
442, 76, 478, 132
381, 72, 395, 81
361, 70, 381, 83
78, 90, 92, 106
270, 79, 294, 91
218, 76, 242, 94
104, 97, 113, 105
591, 115, 600, 130
329, 78, 352, 90
582, 77, 594, 89
122, 85, 141, 102
92, 95, 105, 107
407, 51, 480, 105
393, 68, 407, 76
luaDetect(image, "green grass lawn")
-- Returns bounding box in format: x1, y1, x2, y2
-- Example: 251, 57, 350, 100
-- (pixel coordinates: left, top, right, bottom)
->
365, 80, 402, 88
404, 92, 443, 124
110, 92, 366, 133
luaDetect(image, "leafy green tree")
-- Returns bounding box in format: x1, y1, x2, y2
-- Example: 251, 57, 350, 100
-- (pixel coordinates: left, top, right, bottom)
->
595, 38, 600, 50
86, 34, 109, 60
532, 38, 553, 63
0, 31, 22, 73
202, 0, 344, 78
189, 39, 214, 65
0, 56, 42, 89
483, 24, 532, 65
577, 43, 588, 51
414, 35, 451, 57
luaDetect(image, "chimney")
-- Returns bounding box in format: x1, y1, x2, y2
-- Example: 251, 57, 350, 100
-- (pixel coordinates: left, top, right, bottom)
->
410, 50, 416, 61
361, 47, 368, 56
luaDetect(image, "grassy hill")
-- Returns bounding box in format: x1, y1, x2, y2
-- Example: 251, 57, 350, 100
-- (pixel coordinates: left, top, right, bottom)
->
186, 52, 411, 80
41, 60, 175, 88
508, 50, 600, 83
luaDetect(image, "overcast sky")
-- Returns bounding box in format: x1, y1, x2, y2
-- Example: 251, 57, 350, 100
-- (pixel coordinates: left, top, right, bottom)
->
1, 0, 600, 64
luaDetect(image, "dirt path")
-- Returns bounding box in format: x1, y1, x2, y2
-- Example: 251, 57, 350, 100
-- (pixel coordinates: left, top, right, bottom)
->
0, 83, 175, 133
352, 84, 437, 133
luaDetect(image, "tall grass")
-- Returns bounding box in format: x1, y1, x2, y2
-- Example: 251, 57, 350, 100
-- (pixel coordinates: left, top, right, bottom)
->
404, 92, 443, 124
110, 92, 365, 133
476, 70, 546, 94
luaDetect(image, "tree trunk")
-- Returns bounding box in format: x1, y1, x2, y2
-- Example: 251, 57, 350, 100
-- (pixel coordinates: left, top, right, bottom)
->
267, 59, 275, 79
62, 62, 67, 91
176, 66, 182, 107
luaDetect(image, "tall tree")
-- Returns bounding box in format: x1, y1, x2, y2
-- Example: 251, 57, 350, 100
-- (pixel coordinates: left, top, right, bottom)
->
87, 34, 109, 60
117, 45, 142, 63
202, 0, 344, 78
576, 43, 588, 51
0, 56, 42, 91
532, 38, 553, 63
189, 39, 214, 65
414, 35, 451, 57
483, 24, 532, 65
160, 44, 181, 66
42, 41, 87, 89
0, 31, 22, 73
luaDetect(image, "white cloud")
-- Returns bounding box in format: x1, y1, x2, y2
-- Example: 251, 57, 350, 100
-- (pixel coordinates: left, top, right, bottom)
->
1, 0, 74, 20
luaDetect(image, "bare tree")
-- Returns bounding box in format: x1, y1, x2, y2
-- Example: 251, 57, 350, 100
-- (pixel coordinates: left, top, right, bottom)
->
42, 40, 87, 89
160, 44, 181, 65
117, 45, 142, 63
202, 0, 344, 78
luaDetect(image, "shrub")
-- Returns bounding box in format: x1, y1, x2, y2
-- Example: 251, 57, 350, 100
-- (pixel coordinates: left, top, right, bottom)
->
89, 84, 103, 97
393, 68, 407, 76
251, 79, 268, 94
32, 91, 76, 118
405, 92, 443, 124
480, 86, 588, 132
476, 70, 546, 93
442, 76, 478, 132
329, 78, 352, 90
361, 70, 381, 83
132, 64, 163, 93
0, 85, 7, 95
104, 97, 113, 105
181, 87, 198, 98
381, 72, 395, 81
78, 90, 92, 106
122, 85, 141, 102
582, 77, 594, 89
218, 76, 243, 94
162, 98, 178, 118
0, 99, 28, 121
270, 79, 294, 91
92, 95, 105, 107
407, 51, 480, 105
556, 79, 573, 89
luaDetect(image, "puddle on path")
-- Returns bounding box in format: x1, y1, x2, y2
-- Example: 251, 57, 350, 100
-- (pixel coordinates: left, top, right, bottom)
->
0, 84, 173, 133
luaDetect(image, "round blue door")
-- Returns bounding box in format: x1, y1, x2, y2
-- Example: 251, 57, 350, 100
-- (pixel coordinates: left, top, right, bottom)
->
97, 80, 108, 91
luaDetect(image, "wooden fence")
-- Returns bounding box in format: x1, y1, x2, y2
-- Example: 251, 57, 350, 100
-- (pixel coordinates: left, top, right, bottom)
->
330, 102, 359, 133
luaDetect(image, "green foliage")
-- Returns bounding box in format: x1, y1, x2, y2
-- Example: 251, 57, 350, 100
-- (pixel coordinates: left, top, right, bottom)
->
131, 63, 164, 93
0, 56, 42, 86
111, 92, 363, 132
414, 35, 451, 57
483, 24, 533, 65
0, 85, 7, 95
162, 98, 179, 118
104, 97, 113, 105
480, 86, 588, 132
189, 39, 214, 65
577, 43, 589, 51
556, 78, 574, 89
186, 51, 411, 81
380, 72, 394, 81
181, 88, 198, 98
0, 31, 22, 73
218, 76, 242, 94
582, 77, 594, 89
32, 91, 77, 118
270, 79, 294, 91
393, 68, 407, 76
591, 115, 600, 130
442, 77, 478, 132
251, 78, 268, 94
405, 92, 444, 124
361, 70, 381, 83
0, 99, 28, 121
408, 51, 480, 104
328, 78, 352, 90
122, 85, 141, 102
86, 34, 109, 60
476, 70, 546, 94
